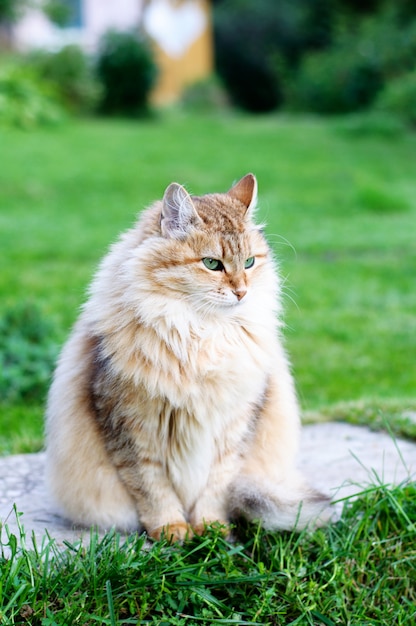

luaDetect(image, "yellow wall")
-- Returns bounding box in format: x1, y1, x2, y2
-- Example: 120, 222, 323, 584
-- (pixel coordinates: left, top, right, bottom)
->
149, 0, 213, 105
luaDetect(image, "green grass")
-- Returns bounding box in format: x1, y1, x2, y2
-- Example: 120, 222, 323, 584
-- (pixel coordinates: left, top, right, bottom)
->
1, 112, 416, 452
1, 111, 415, 625
1, 481, 415, 625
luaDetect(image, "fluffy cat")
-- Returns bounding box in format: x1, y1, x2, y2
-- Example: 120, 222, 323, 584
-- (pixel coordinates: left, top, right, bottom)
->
45, 173, 330, 541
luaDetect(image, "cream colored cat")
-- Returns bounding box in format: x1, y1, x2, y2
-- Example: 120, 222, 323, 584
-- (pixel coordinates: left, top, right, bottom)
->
45, 174, 330, 541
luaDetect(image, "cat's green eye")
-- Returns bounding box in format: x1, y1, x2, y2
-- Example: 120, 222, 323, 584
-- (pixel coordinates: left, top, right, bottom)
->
202, 258, 224, 271
244, 256, 255, 269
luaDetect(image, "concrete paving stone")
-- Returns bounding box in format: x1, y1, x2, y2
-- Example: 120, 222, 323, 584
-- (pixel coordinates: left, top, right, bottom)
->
0, 423, 415, 551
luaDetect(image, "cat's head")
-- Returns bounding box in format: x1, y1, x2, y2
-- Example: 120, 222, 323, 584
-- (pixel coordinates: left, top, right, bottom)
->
144, 174, 277, 313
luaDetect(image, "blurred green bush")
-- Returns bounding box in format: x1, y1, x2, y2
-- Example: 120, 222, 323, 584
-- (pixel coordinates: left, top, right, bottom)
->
27, 45, 101, 114
181, 76, 230, 113
375, 71, 416, 127
96, 30, 157, 116
287, 48, 383, 114
0, 61, 64, 128
214, 0, 334, 113
0, 304, 59, 404
288, 8, 416, 114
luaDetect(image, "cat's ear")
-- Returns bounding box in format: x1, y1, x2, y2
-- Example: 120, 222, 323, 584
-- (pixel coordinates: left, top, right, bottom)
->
228, 173, 258, 216
161, 182, 202, 238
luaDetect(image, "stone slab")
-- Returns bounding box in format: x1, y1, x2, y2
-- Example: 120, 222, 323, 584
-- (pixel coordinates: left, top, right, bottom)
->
0, 423, 415, 550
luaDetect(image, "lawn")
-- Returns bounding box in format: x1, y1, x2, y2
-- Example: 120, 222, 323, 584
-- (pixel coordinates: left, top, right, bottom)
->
1, 112, 415, 624
1, 112, 415, 452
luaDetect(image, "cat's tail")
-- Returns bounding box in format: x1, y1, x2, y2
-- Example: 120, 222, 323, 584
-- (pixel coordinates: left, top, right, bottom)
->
228, 474, 333, 531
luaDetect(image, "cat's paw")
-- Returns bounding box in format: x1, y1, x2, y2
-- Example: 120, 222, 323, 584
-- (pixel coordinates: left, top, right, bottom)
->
192, 520, 231, 539
149, 522, 193, 543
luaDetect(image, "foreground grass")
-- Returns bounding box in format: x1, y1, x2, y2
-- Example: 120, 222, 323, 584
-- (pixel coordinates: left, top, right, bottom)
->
1, 482, 415, 625
1, 111, 416, 451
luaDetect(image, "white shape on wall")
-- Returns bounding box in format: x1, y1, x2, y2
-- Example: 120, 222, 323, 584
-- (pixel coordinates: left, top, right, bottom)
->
143, 0, 207, 59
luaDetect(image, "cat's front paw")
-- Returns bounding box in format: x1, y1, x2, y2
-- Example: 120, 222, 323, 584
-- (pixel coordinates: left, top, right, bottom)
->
193, 520, 231, 539
149, 521, 193, 543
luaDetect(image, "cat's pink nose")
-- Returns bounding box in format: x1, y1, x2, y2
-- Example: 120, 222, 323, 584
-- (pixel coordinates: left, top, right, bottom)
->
233, 288, 247, 301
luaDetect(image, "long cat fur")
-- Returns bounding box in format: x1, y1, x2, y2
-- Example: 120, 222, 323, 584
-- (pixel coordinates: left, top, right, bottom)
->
45, 173, 330, 541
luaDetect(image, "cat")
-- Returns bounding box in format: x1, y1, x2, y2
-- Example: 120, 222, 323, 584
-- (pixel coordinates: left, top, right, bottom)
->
45, 173, 331, 541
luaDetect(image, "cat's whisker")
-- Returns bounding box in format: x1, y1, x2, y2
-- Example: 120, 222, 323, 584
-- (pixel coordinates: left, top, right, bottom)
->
266, 232, 297, 257
279, 276, 299, 313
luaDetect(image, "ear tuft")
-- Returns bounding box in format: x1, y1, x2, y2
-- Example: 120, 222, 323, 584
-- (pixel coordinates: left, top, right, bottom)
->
161, 182, 201, 238
228, 173, 258, 214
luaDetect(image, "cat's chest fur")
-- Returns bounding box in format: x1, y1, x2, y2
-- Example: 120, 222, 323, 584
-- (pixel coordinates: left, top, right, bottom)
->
92, 308, 273, 509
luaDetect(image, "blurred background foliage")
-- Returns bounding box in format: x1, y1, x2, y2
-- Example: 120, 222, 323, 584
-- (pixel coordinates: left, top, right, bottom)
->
1, 0, 416, 450
214, 0, 416, 117
0, 303, 59, 405
96, 30, 157, 117
0, 0, 416, 126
